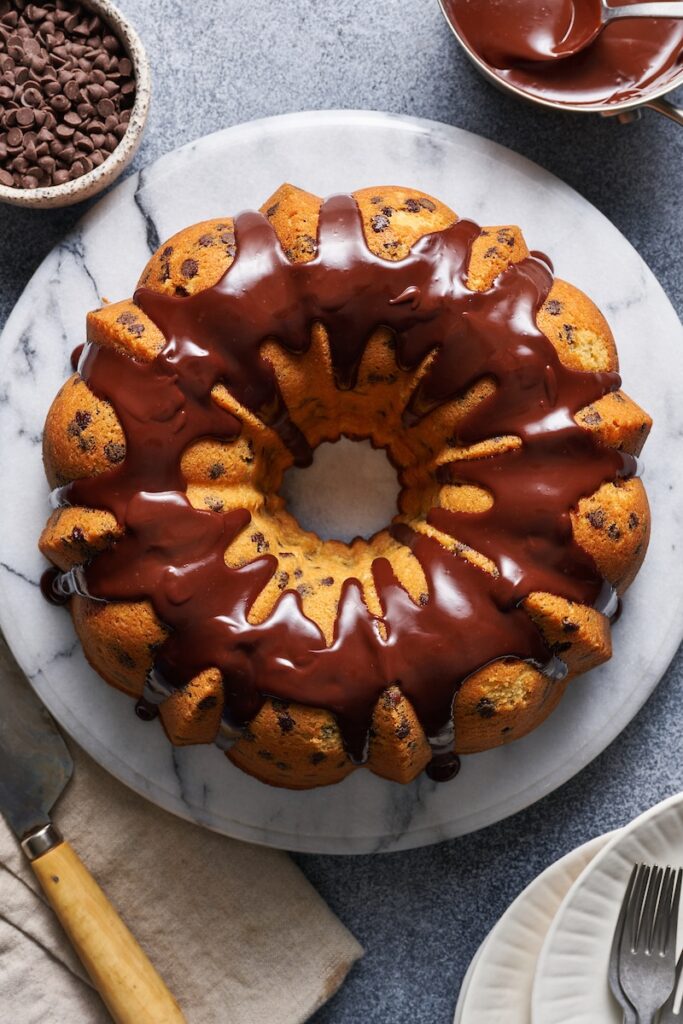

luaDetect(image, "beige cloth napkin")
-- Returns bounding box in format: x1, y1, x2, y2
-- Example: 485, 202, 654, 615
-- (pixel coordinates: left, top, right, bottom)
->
0, 642, 362, 1023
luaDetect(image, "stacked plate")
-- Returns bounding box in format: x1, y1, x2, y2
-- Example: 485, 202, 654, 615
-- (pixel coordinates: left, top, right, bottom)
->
455, 792, 683, 1023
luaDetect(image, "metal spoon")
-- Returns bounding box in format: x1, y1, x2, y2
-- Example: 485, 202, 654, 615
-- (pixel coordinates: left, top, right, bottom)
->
544, 0, 683, 61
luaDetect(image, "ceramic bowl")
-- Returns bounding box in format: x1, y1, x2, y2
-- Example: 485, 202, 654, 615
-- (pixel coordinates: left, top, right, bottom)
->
0, 0, 151, 209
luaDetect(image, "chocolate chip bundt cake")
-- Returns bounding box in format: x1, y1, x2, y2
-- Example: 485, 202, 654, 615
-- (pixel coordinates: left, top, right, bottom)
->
39, 183, 651, 788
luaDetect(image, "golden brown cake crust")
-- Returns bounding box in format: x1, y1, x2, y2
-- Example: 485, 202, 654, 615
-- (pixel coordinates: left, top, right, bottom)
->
40, 183, 652, 789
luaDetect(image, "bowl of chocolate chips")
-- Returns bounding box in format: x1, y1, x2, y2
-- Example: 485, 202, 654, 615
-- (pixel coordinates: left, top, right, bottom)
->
0, 0, 151, 207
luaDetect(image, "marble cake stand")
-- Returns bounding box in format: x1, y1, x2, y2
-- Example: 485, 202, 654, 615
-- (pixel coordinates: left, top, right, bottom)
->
1, 110, 682, 854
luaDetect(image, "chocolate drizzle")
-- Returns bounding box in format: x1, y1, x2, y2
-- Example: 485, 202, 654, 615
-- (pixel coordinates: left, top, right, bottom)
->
40, 567, 70, 606
56, 194, 634, 773
70, 344, 84, 372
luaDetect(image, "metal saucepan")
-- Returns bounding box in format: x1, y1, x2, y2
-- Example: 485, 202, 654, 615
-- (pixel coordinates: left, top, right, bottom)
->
437, 0, 683, 127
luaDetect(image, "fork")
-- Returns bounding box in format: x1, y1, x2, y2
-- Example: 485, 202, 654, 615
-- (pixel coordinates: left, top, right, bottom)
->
609, 864, 637, 1024
659, 948, 683, 1022
619, 864, 682, 1024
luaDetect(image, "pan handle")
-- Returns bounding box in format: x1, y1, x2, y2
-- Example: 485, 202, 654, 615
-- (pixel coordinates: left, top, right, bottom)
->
645, 96, 683, 128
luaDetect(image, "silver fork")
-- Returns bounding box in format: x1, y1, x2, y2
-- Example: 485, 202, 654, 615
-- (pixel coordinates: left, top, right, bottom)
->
610, 864, 638, 1024
619, 865, 682, 1024
659, 948, 683, 1022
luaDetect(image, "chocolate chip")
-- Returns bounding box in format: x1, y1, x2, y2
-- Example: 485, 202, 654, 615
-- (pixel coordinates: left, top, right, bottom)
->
551, 641, 572, 655
477, 697, 496, 719
250, 531, 269, 553
197, 694, 217, 711
19, 93, 40, 114
181, 258, 199, 279
586, 509, 605, 529
96, 96, 114, 117
607, 523, 621, 541
277, 712, 295, 733
276, 571, 289, 591
104, 440, 125, 464
545, 299, 561, 315
403, 198, 420, 212
628, 512, 640, 530
50, 93, 70, 113
203, 495, 224, 512
371, 214, 390, 233
74, 409, 91, 430
115, 648, 135, 669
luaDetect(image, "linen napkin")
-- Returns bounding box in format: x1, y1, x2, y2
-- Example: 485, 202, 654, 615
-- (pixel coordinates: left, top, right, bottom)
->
0, 640, 362, 1023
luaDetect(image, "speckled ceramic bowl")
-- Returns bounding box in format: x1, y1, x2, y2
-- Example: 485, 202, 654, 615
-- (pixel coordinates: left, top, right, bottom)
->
0, 0, 151, 209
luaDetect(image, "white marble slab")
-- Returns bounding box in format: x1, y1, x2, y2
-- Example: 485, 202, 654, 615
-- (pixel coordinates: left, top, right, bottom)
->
1, 110, 682, 854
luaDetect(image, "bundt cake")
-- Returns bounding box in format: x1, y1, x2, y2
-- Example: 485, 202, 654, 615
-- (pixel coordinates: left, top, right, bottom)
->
39, 183, 651, 789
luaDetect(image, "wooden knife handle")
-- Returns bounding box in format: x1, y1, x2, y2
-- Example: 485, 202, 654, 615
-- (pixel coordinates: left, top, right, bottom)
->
30, 839, 185, 1024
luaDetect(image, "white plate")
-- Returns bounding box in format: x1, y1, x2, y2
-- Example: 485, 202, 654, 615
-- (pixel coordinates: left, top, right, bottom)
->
454, 832, 616, 1023
533, 792, 683, 1023
1, 110, 683, 853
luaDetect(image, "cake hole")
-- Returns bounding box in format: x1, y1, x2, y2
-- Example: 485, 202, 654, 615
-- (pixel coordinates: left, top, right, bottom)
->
280, 438, 400, 542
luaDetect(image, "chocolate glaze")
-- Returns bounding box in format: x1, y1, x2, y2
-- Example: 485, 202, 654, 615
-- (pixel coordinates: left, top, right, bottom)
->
134, 697, 159, 721
56, 194, 634, 772
443, 0, 683, 107
70, 344, 84, 373
426, 754, 461, 783
40, 567, 70, 606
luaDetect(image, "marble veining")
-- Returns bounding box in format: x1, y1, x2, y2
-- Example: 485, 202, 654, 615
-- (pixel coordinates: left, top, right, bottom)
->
1, 111, 682, 854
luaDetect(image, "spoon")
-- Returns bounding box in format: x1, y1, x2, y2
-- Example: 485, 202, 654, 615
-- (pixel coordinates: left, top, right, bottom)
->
537, 0, 683, 61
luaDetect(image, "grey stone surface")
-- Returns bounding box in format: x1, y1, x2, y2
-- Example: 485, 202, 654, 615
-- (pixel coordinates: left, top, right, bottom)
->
0, 2, 681, 1021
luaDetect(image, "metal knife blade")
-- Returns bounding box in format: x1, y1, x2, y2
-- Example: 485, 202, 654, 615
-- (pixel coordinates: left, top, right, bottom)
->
0, 637, 72, 840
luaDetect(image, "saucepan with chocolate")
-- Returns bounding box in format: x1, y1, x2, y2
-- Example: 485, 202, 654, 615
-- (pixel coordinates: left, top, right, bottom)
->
439, 0, 683, 126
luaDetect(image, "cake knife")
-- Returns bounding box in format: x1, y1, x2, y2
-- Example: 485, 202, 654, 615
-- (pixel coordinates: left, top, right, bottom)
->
0, 644, 185, 1024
